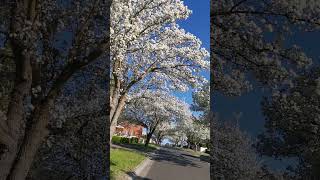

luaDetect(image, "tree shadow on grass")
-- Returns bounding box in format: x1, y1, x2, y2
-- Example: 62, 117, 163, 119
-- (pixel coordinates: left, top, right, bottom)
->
181, 153, 200, 159
110, 161, 120, 180
113, 143, 156, 154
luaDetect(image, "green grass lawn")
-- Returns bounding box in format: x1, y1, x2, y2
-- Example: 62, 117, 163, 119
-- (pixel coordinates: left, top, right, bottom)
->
110, 148, 146, 180
130, 143, 159, 152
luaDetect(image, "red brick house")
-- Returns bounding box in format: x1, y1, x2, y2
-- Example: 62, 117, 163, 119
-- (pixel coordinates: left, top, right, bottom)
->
115, 121, 146, 140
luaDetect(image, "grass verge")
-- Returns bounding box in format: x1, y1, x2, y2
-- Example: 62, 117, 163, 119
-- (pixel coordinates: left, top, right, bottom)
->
110, 148, 146, 180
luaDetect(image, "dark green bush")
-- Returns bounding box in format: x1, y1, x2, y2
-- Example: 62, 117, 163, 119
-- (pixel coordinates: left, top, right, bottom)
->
111, 136, 140, 144
120, 137, 130, 144
130, 137, 139, 144
111, 136, 122, 144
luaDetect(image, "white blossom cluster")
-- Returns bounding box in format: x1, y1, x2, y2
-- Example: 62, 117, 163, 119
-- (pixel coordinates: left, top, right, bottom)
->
181, 117, 210, 143
111, 0, 209, 99
156, 121, 172, 133
32, 85, 108, 179
211, 119, 262, 180
211, 0, 320, 96
192, 83, 210, 114
0, 0, 111, 179
257, 67, 320, 178
153, 121, 173, 144
124, 90, 192, 131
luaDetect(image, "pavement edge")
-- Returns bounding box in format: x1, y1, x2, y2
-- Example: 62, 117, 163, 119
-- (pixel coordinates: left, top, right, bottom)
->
125, 148, 160, 180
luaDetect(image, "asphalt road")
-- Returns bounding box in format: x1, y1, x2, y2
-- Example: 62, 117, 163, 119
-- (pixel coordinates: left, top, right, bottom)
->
136, 147, 210, 180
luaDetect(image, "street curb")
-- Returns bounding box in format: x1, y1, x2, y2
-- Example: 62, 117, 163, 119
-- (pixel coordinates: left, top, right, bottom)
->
135, 157, 154, 177
125, 149, 160, 180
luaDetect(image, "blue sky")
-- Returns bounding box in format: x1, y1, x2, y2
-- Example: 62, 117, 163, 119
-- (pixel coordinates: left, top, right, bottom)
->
174, 0, 210, 107
179, 0, 210, 50
161, 0, 210, 145
214, 31, 320, 137
213, 27, 320, 170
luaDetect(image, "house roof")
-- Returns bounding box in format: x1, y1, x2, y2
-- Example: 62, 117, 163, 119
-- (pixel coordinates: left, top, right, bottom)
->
116, 125, 124, 129
118, 120, 147, 128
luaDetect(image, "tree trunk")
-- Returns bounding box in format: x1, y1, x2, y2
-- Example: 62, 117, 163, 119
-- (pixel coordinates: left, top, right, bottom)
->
0, 77, 31, 179
144, 118, 160, 147
7, 98, 53, 180
0, 1, 37, 178
110, 95, 126, 141
0, 144, 18, 180
155, 132, 162, 145
0, 41, 33, 180
145, 133, 152, 147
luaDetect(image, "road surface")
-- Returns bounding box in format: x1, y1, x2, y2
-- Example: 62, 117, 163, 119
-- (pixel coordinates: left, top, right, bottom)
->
134, 147, 210, 180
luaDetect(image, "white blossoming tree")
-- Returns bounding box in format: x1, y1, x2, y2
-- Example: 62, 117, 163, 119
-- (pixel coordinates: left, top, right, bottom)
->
153, 121, 173, 145
180, 116, 210, 151
123, 90, 192, 147
211, 0, 320, 96
192, 82, 210, 114
211, 119, 262, 180
0, 1, 110, 179
110, 0, 209, 138
256, 67, 320, 178
211, 1, 320, 179
30, 84, 108, 179
168, 129, 187, 147
191, 82, 270, 178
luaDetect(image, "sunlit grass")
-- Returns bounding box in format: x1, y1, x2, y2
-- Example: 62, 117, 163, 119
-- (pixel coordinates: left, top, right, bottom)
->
110, 148, 146, 180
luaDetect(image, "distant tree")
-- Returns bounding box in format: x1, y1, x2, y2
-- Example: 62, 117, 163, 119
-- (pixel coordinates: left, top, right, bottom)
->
192, 82, 210, 113
167, 126, 187, 147
211, 117, 262, 180
191, 82, 210, 125
153, 121, 172, 145
122, 90, 192, 147
182, 117, 209, 151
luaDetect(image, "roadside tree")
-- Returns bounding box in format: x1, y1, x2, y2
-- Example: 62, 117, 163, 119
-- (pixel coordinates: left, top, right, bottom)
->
110, 0, 209, 138
122, 90, 192, 147
256, 67, 320, 179
0, 1, 110, 179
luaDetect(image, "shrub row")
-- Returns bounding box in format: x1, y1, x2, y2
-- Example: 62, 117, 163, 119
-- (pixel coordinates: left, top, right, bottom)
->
112, 136, 139, 144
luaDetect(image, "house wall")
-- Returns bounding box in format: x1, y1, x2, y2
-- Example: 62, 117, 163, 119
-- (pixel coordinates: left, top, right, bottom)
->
115, 122, 144, 139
